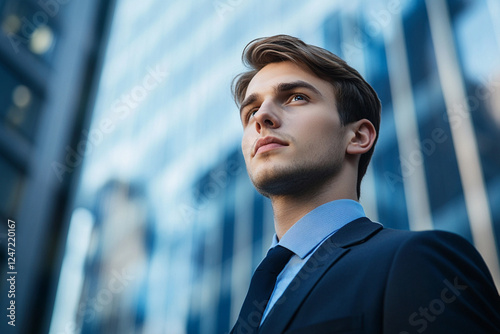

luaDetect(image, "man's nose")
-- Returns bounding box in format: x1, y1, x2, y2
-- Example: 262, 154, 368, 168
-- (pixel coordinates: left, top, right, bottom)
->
254, 100, 281, 133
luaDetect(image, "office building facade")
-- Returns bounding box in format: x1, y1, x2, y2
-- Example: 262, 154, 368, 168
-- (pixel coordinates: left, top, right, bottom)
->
47, 0, 500, 333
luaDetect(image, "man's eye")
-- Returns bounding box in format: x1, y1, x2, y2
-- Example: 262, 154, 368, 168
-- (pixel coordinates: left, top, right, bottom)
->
291, 94, 306, 102
246, 109, 258, 121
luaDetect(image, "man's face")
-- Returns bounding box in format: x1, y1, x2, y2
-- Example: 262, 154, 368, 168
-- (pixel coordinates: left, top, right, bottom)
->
240, 61, 349, 197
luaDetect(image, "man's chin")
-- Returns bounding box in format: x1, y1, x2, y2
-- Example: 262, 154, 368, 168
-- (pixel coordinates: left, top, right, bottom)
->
249, 170, 322, 198
248, 162, 341, 198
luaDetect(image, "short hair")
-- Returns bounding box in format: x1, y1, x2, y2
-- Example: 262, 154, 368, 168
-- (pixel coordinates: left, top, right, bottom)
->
232, 34, 381, 198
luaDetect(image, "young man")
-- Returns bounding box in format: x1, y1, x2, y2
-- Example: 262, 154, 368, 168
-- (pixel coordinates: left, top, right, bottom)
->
230, 35, 500, 334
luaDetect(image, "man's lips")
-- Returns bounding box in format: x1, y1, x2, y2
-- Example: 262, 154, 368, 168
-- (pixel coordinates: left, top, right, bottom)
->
253, 136, 289, 156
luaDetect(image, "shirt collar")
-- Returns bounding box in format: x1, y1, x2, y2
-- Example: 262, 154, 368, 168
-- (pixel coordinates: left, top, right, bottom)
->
270, 199, 366, 258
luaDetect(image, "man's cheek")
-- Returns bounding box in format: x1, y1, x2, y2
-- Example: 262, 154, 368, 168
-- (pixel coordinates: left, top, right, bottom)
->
241, 138, 253, 156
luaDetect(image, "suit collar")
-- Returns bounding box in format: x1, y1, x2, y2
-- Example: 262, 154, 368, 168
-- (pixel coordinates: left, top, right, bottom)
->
259, 218, 382, 333
329, 217, 383, 248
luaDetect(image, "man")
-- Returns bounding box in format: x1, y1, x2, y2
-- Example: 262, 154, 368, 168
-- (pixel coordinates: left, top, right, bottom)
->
229, 35, 500, 334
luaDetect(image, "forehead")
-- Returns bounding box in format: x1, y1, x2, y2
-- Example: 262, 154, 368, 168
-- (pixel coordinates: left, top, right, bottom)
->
245, 61, 333, 99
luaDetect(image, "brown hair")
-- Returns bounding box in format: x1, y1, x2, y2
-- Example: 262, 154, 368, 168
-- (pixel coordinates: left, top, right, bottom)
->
232, 34, 381, 198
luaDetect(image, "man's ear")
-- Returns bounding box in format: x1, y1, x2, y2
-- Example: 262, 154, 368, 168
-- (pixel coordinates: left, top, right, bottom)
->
346, 119, 377, 155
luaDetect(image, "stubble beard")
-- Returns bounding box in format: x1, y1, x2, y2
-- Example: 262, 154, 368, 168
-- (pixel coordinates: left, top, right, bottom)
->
248, 154, 343, 199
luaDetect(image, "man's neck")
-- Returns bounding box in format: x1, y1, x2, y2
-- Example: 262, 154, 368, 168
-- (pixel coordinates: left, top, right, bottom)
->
270, 179, 357, 240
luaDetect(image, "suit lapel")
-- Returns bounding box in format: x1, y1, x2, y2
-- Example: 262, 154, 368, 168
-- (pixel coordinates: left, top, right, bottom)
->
259, 218, 382, 333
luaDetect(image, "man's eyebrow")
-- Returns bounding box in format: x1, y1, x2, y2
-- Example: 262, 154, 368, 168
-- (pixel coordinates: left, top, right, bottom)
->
239, 94, 257, 116
275, 80, 322, 97
239, 80, 322, 116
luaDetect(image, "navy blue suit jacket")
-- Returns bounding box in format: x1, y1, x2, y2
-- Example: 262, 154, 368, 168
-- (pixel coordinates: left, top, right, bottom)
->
255, 218, 500, 333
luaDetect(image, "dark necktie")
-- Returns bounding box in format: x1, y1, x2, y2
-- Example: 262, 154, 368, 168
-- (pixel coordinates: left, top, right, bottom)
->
231, 245, 294, 334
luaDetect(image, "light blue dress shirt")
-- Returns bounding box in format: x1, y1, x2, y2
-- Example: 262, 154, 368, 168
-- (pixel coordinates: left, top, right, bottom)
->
260, 199, 366, 323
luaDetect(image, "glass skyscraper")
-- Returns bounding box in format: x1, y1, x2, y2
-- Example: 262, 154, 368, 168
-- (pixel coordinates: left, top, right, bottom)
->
5, 0, 497, 333
0, 0, 114, 333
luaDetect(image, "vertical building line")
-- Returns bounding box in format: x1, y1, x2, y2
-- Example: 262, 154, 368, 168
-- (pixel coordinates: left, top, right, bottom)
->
382, 10, 433, 231
486, 0, 500, 54
199, 204, 222, 333
262, 199, 275, 255
360, 167, 379, 222
425, 0, 500, 289
230, 176, 254, 326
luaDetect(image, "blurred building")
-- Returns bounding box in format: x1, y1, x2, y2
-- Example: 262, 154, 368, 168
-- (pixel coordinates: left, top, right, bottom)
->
0, 0, 115, 333
2, 0, 498, 333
